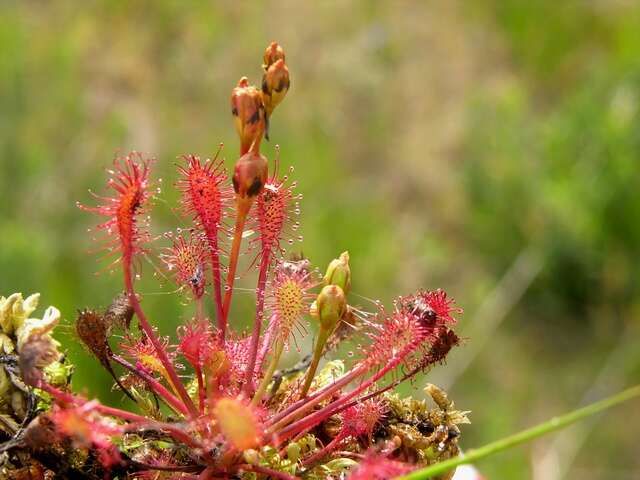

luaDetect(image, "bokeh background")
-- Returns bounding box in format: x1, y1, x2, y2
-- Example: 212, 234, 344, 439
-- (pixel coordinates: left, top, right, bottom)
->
1, 1, 639, 478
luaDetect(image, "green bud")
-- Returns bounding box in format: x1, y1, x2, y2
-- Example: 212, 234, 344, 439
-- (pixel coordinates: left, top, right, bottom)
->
323, 251, 351, 295
316, 285, 346, 332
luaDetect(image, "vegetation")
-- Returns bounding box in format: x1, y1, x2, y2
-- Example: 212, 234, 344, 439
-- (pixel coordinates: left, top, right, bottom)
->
1, 2, 639, 478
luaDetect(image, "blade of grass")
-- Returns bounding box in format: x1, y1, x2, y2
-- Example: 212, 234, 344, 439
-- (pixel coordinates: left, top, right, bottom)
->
397, 384, 640, 480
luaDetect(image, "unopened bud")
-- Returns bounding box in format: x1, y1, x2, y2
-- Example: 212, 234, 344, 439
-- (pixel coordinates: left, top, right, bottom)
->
76, 309, 112, 370
263, 41, 286, 70
262, 59, 290, 118
232, 151, 268, 204
231, 77, 266, 154
316, 285, 346, 331
323, 251, 351, 295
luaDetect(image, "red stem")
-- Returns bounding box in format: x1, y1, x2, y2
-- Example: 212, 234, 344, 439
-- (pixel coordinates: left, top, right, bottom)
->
337, 363, 425, 414
38, 382, 149, 424
243, 248, 271, 396
275, 360, 400, 442
221, 201, 251, 334
111, 354, 189, 416
207, 233, 225, 337
195, 364, 206, 415
123, 261, 198, 417
266, 365, 365, 434
38, 382, 205, 453
271, 339, 421, 438
96, 404, 150, 423
130, 421, 206, 450
257, 313, 276, 373
301, 433, 346, 467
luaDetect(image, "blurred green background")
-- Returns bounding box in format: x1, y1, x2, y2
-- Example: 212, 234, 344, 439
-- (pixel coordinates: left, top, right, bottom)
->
1, 1, 639, 478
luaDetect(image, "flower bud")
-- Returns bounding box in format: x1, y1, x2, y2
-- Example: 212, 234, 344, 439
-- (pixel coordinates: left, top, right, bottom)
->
231, 77, 266, 155
261, 59, 290, 118
323, 251, 351, 295
76, 309, 112, 370
263, 41, 285, 70
232, 151, 268, 204
316, 285, 346, 332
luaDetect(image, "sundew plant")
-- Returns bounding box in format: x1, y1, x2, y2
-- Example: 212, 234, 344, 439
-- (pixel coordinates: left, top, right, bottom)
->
1, 43, 638, 480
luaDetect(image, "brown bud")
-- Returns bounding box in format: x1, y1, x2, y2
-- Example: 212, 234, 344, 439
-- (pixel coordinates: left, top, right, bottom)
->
232, 150, 268, 204
76, 309, 135, 401
231, 77, 266, 155
75, 309, 112, 370
262, 59, 290, 119
263, 41, 286, 70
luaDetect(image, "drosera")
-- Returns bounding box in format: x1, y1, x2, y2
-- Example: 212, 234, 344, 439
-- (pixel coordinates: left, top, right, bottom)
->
3, 39, 639, 480
16, 42, 475, 479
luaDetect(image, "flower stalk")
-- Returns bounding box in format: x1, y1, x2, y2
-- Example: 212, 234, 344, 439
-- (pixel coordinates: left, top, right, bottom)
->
244, 249, 272, 395
123, 261, 198, 417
